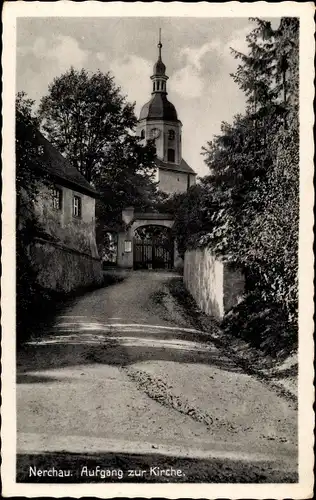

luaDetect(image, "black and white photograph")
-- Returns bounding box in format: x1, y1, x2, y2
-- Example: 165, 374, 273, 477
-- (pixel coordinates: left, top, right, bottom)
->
1, 2, 314, 498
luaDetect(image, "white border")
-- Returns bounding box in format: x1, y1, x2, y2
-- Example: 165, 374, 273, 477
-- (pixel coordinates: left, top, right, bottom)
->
2, 2, 315, 498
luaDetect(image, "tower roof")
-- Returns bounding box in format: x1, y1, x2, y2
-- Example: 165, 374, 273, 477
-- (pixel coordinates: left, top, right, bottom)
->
139, 93, 178, 121
139, 30, 179, 122
156, 157, 197, 175
153, 58, 166, 76
153, 29, 166, 76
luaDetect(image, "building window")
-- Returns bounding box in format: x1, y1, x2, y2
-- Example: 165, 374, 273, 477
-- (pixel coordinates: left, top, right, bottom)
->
52, 187, 62, 210
140, 129, 145, 139
73, 195, 82, 218
38, 145, 44, 155
167, 148, 175, 162
168, 129, 175, 140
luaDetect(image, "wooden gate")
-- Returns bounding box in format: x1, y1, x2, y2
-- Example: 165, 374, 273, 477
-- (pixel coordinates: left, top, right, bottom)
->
133, 226, 174, 270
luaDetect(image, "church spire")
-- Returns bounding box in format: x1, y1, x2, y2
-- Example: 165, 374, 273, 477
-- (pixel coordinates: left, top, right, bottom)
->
151, 29, 168, 94
158, 28, 162, 60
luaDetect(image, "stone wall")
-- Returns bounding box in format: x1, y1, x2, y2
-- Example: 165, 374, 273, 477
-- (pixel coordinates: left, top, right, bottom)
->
183, 248, 245, 320
29, 238, 103, 294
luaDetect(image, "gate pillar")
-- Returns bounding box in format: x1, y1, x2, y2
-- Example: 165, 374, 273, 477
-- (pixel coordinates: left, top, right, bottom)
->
117, 227, 134, 268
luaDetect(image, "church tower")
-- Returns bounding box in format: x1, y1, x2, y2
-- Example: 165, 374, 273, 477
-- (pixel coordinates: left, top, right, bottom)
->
137, 30, 196, 194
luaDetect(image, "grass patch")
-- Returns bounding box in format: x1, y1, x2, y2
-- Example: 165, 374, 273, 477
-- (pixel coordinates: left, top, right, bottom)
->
166, 277, 220, 335
165, 276, 297, 404
167, 277, 297, 361
150, 290, 167, 306
222, 294, 297, 360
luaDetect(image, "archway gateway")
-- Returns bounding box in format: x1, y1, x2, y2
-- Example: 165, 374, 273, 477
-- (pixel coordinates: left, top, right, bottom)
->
117, 207, 182, 270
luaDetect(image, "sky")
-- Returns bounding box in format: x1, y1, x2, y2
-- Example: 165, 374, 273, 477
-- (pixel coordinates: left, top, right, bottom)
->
16, 16, 280, 178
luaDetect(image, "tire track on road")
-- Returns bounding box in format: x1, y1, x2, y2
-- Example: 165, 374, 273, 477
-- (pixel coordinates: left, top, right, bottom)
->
123, 367, 292, 444
124, 366, 217, 431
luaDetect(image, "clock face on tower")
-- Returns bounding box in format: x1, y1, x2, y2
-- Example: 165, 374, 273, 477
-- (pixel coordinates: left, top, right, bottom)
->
150, 128, 161, 139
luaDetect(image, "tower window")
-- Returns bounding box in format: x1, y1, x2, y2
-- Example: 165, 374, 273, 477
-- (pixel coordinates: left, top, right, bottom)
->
140, 129, 145, 139
167, 148, 175, 162
168, 130, 175, 140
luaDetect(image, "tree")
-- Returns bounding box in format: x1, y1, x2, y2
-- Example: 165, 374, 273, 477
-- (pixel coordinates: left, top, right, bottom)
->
38, 68, 137, 182
15, 93, 48, 343
38, 67, 158, 243
201, 18, 299, 316
229, 18, 299, 321
16, 92, 41, 209
171, 183, 216, 258
95, 133, 158, 245
172, 18, 299, 347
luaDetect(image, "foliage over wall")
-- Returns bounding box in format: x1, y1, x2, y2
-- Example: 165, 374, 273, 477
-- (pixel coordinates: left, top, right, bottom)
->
171, 18, 299, 346
16, 94, 49, 343
16, 94, 102, 344
37, 68, 158, 247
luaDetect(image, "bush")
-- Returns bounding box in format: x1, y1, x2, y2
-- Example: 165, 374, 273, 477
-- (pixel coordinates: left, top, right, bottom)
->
222, 292, 297, 357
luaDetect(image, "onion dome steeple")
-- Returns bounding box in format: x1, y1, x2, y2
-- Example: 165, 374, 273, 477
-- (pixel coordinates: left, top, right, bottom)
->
139, 29, 179, 122
153, 30, 166, 76
151, 29, 168, 94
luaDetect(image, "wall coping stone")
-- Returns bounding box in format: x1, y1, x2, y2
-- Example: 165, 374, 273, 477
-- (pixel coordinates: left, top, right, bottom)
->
32, 237, 101, 262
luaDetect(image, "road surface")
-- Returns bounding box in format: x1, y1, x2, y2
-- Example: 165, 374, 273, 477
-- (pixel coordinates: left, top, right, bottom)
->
17, 271, 297, 482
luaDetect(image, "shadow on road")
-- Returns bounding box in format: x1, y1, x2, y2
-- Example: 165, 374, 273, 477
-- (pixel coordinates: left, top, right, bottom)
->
17, 450, 297, 483
17, 325, 245, 377
18, 272, 127, 346
19, 270, 245, 377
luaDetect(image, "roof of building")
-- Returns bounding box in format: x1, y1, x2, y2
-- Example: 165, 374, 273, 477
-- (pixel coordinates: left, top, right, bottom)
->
156, 157, 197, 175
139, 93, 179, 122
17, 116, 98, 197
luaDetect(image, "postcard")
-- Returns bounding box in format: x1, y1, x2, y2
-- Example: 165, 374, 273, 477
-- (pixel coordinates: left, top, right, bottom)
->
1, 1, 314, 498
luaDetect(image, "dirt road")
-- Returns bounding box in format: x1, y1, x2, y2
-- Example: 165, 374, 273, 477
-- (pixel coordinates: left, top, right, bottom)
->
17, 271, 297, 482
